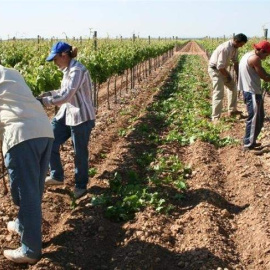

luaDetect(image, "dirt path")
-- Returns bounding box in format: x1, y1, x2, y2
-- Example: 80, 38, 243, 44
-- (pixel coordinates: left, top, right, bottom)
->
1, 41, 270, 269
218, 103, 270, 269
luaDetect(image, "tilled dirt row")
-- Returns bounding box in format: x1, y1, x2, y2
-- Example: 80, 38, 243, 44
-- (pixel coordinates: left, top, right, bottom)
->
108, 138, 246, 270
0, 42, 269, 270
0, 48, 183, 270
218, 98, 270, 270
221, 143, 270, 269
185, 42, 270, 269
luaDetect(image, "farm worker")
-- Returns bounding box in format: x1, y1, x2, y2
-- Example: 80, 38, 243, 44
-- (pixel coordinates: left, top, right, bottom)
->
0, 65, 54, 263
238, 40, 270, 151
208, 33, 248, 122
38, 41, 96, 199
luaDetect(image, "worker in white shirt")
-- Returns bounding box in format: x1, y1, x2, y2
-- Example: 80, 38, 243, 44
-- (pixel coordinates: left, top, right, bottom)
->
208, 33, 248, 122
0, 65, 54, 264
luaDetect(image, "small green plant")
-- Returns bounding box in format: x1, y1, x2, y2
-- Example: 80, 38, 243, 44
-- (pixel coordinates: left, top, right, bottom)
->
119, 108, 131, 116
136, 151, 155, 167
70, 191, 78, 209
118, 128, 128, 137
100, 152, 107, 159
88, 167, 97, 177
137, 123, 150, 134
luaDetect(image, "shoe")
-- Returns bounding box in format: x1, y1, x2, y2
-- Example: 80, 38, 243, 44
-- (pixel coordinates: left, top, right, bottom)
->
45, 177, 63, 186
243, 145, 257, 152
212, 118, 219, 124
252, 142, 261, 148
228, 110, 242, 117
3, 248, 39, 264
73, 188, 87, 199
243, 143, 262, 152
7, 221, 20, 235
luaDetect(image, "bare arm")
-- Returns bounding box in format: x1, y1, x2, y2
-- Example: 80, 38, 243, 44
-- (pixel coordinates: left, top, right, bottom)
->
249, 55, 270, 82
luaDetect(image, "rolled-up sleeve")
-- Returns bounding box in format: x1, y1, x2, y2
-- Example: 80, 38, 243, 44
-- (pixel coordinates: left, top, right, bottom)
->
216, 50, 229, 70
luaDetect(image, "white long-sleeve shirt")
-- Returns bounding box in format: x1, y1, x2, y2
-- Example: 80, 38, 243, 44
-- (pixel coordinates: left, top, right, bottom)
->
0, 65, 54, 156
43, 59, 96, 126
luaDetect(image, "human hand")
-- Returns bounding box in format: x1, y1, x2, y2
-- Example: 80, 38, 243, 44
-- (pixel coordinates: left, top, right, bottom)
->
36, 97, 44, 106
38, 92, 52, 98
226, 75, 232, 83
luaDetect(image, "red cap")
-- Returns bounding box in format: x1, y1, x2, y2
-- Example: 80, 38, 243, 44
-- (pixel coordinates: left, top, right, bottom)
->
253, 40, 270, 53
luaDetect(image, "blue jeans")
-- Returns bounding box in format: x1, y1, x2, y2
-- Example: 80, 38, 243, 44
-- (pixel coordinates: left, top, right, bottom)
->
50, 116, 95, 189
4, 137, 53, 259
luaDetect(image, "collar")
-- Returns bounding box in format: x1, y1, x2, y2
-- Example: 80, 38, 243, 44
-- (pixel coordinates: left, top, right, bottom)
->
61, 59, 76, 73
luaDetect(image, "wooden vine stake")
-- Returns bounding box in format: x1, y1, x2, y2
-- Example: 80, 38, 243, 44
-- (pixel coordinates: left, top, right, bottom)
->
93, 31, 98, 108
0, 141, 8, 195
264, 29, 268, 40
107, 78, 111, 110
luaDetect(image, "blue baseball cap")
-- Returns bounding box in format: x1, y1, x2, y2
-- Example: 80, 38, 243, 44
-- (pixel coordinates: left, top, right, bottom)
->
46, 41, 72, 61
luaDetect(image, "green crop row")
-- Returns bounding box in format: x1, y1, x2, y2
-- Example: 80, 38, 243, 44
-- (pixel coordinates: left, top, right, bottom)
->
0, 39, 184, 96
89, 54, 236, 221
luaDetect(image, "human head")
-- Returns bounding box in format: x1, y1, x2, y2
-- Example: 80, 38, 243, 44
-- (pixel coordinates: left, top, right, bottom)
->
254, 40, 270, 59
233, 33, 248, 48
254, 40, 270, 53
46, 41, 72, 62
46, 41, 78, 69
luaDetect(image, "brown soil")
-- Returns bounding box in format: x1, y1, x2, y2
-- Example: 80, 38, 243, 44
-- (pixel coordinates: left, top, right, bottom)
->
1, 41, 270, 270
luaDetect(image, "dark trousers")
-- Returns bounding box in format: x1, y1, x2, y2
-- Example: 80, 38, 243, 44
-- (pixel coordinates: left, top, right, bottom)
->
243, 91, 264, 147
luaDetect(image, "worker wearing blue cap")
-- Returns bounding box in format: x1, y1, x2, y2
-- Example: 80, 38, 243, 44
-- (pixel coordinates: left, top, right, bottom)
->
38, 41, 96, 200
46, 41, 72, 61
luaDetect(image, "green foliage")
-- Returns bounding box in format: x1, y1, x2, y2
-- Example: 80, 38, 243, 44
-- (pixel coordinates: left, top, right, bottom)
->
90, 170, 180, 222
88, 167, 97, 177
70, 191, 78, 209
136, 151, 155, 167
118, 128, 128, 137
0, 39, 183, 96
148, 155, 189, 190
90, 53, 238, 222
149, 54, 237, 148
100, 152, 107, 159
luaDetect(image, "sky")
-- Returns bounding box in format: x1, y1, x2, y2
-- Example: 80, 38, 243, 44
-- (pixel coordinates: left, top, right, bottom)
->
0, 0, 270, 40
